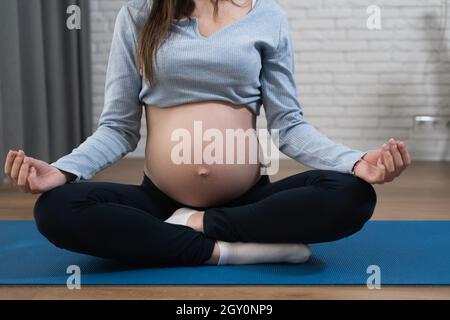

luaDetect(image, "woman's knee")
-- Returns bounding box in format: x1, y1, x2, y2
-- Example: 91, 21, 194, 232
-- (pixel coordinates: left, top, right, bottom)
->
33, 185, 75, 247
336, 174, 377, 228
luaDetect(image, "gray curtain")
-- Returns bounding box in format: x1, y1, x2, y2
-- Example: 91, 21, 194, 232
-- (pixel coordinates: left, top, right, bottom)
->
0, 0, 92, 184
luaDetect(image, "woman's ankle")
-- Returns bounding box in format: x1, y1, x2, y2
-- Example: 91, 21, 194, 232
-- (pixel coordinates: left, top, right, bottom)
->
204, 241, 220, 265
187, 211, 205, 233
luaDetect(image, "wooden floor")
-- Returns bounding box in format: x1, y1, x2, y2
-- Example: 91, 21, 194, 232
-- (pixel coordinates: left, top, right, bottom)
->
0, 159, 449, 300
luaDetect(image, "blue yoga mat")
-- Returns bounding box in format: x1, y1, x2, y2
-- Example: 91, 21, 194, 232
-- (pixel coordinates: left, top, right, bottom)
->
0, 220, 449, 285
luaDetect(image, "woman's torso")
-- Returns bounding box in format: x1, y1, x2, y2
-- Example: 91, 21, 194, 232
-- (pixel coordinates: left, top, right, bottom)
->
142, 1, 267, 207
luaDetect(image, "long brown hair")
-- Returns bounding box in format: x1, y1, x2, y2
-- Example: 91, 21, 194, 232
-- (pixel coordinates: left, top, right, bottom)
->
136, 0, 248, 86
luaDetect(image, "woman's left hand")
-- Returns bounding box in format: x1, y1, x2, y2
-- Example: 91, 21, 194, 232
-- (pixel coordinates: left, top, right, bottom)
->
353, 138, 411, 184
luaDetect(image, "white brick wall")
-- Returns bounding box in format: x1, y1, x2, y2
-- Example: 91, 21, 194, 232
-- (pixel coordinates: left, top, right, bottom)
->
90, 0, 450, 161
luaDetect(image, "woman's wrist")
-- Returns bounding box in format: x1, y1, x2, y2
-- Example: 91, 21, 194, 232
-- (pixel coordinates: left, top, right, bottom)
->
58, 169, 77, 183
351, 152, 367, 176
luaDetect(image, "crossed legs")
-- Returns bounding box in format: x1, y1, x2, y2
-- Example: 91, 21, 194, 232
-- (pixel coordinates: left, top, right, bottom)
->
33, 170, 376, 267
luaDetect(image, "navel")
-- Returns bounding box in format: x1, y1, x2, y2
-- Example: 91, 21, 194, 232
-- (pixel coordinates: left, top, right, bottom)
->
197, 167, 210, 177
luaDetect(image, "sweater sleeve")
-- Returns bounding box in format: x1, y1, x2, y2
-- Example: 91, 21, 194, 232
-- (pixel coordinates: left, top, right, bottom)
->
50, 6, 143, 182
260, 14, 366, 173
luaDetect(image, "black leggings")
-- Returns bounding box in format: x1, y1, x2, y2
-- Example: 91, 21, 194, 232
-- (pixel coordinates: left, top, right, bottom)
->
33, 170, 377, 267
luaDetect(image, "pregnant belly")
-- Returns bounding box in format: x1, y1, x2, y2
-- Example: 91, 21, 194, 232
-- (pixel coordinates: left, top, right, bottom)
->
144, 101, 262, 208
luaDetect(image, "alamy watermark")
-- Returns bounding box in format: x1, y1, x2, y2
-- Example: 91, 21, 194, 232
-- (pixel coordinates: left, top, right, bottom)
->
367, 5, 382, 30
366, 265, 381, 290
66, 5, 81, 30
170, 121, 280, 175
66, 265, 81, 290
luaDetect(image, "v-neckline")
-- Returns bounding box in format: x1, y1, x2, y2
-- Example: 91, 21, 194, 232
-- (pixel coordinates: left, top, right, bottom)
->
175, 0, 260, 40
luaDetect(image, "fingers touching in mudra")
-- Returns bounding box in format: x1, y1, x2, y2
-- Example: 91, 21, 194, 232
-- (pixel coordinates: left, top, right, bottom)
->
354, 138, 411, 184
4, 150, 67, 194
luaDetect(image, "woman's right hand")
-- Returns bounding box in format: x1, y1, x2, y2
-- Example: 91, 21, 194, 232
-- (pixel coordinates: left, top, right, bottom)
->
4, 150, 68, 194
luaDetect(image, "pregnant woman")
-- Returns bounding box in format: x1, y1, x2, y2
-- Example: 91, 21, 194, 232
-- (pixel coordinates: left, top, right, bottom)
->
4, 0, 410, 267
